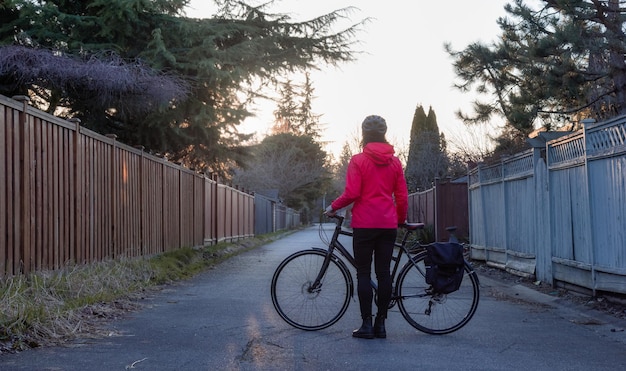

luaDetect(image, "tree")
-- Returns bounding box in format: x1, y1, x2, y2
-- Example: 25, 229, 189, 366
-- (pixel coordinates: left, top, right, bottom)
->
444, 120, 499, 166
0, 0, 365, 176
298, 73, 324, 139
328, 142, 352, 198
405, 105, 448, 192
272, 72, 324, 138
0, 45, 188, 117
446, 0, 626, 148
232, 133, 330, 216
272, 79, 300, 135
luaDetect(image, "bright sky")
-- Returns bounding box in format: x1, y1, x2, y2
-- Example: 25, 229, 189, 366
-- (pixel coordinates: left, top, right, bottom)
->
186, 0, 512, 158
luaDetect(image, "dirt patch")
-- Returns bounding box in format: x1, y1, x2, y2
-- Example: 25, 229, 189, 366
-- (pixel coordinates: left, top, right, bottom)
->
473, 261, 626, 320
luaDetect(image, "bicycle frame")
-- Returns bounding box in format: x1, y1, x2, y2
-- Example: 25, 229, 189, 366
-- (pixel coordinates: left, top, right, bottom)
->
314, 215, 423, 295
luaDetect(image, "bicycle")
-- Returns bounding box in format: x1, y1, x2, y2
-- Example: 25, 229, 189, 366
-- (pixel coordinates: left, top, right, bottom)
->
270, 214, 480, 335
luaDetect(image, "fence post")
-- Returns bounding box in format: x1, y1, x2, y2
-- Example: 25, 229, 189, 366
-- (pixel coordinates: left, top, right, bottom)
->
105, 134, 117, 258
134, 145, 145, 255
69, 118, 82, 264
533, 142, 554, 285
201, 173, 207, 246
159, 155, 163, 252
501, 155, 509, 268
582, 118, 597, 296
13, 95, 30, 274
179, 165, 183, 249
433, 178, 439, 241
477, 163, 489, 262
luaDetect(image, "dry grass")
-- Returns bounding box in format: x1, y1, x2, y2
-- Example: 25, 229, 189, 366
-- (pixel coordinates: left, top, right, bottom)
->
0, 232, 288, 354
0, 258, 158, 353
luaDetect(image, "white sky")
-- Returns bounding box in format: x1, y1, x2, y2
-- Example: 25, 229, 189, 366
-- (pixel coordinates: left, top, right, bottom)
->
186, 0, 512, 158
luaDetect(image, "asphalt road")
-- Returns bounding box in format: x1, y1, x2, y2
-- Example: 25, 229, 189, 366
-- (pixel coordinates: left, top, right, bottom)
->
2, 224, 626, 370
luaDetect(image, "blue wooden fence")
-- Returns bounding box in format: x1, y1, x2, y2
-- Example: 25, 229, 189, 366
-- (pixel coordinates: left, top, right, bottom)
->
469, 116, 626, 295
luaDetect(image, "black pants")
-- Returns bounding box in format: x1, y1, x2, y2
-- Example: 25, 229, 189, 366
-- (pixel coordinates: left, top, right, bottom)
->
352, 228, 397, 319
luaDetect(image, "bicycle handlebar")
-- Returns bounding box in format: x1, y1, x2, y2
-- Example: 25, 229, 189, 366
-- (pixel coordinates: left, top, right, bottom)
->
325, 213, 424, 231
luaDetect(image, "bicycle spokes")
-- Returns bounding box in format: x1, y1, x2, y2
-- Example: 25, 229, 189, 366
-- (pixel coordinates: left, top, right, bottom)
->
396, 252, 480, 335
271, 249, 352, 331
305, 281, 322, 297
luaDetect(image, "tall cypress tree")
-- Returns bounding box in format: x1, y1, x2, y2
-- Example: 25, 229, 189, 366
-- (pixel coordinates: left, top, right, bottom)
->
405, 105, 448, 193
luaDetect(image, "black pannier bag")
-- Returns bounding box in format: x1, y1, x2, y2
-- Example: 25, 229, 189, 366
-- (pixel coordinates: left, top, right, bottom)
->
424, 242, 465, 294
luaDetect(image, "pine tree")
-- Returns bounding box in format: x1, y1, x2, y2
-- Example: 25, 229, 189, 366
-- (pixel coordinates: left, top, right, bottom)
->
272, 80, 300, 135
272, 73, 323, 138
446, 0, 626, 147
299, 73, 324, 139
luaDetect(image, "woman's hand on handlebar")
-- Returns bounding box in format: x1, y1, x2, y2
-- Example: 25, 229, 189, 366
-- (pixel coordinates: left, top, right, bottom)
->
324, 205, 337, 217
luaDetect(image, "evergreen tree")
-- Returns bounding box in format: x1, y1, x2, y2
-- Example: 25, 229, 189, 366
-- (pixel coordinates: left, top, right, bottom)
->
405, 105, 448, 193
331, 142, 352, 197
0, 0, 363, 176
272, 79, 300, 135
299, 73, 324, 139
272, 73, 323, 138
446, 0, 626, 148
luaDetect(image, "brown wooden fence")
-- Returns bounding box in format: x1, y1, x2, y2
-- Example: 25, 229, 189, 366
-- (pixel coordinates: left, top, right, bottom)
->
408, 178, 469, 242
0, 94, 254, 276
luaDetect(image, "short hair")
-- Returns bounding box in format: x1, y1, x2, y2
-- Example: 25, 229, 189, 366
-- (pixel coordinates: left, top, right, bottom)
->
362, 130, 387, 146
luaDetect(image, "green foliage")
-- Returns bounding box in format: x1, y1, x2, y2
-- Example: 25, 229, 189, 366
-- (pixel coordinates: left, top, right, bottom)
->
447, 0, 626, 147
148, 247, 203, 283
420, 224, 436, 244
0, 0, 364, 176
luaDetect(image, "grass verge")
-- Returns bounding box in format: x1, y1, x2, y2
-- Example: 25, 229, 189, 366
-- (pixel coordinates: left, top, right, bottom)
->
0, 231, 292, 354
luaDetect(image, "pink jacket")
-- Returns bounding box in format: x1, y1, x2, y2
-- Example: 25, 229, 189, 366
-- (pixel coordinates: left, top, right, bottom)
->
331, 142, 408, 228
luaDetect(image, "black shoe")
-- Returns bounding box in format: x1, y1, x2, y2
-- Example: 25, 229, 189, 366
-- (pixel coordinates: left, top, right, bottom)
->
352, 317, 374, 339
374, 316, 386, 338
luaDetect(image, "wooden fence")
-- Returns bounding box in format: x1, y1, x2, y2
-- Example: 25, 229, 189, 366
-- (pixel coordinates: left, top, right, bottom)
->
468, 116, 626, 295
0, 94, 254, 276
254, 193, 300, 235
408, 178, 469, 242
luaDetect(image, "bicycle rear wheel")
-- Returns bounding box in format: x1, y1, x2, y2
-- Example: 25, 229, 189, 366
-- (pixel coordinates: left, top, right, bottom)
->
271, 249, 353, 331
396, 251, 479, 334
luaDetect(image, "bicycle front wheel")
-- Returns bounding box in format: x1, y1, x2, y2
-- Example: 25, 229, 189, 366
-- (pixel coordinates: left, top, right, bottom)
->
396, 251, 479, 335
271, 249, 353, 331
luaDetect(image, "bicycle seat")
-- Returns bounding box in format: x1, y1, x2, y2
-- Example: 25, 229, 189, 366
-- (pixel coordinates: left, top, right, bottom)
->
403, 223, 425, 230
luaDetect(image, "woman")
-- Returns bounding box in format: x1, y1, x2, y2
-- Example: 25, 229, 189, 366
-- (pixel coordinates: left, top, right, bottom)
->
325, 115, 408, 339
